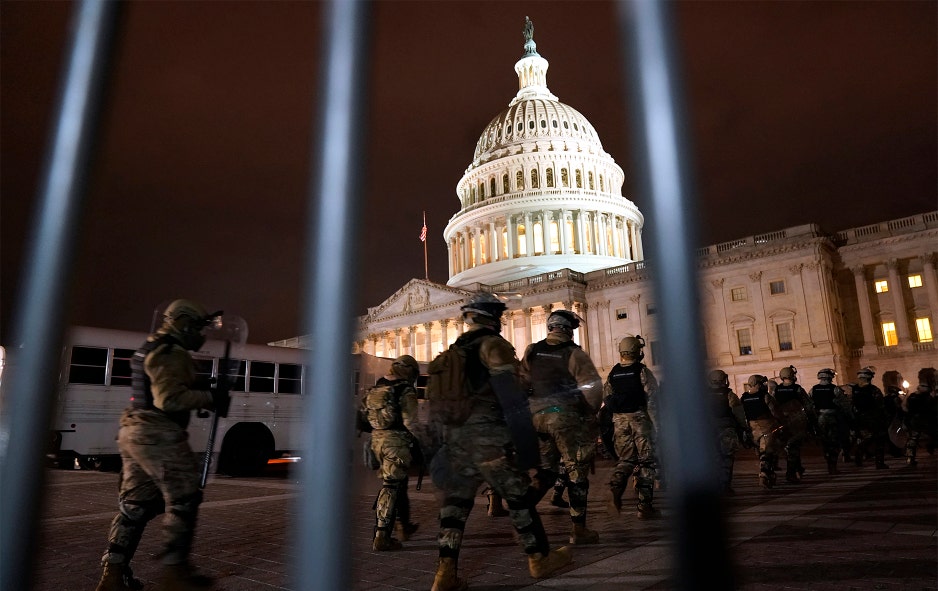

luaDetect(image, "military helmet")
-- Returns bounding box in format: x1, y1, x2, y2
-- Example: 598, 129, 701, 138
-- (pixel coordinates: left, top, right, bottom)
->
164, 299, 209, 325
460, 292, 506, 320
547, 309, 580, 331
817, 368, 836, 380
391, 354, 419, 382
618, 335, 645, 360
708, 369, 729, 388
161, 299, 213, 351
779, 366, 797, 381
746, 374, 768, 388
857, 367, 875, 380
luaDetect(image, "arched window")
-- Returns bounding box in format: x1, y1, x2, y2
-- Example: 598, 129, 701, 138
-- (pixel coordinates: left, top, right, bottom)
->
546, 168, 554, 188
480, 230, 487, 263
503, 174, 509, 194
501, 227, 509, 259
517, 224, 527, 256
533, 220, 544, 254
575, 169, 582, 188
479, 182, 485, 199
561, 168, 569, 187
550, 220, 560, 253
516, 170, 524, 190
530, 169, 539, 189
471, 186, 476, 203
469, 235, 476, 268
600, 175, 604, 192
490, 178, 496, 196
588, 171, 594, 190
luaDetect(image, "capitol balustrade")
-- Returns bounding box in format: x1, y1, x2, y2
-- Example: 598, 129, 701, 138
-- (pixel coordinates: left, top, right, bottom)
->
834, 211, 938, 246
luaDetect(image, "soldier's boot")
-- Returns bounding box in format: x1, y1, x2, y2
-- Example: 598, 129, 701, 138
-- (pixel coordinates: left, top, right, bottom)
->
397, 521, 419, 541
550, 488, 569, 509
373, 529, 403, 551
607, 486, 624, 515
95, 563, 133, 591
155, 563, 212, 591
486, 492, 509, 517
569, 522, 599, 545
636, 502, 661, 520
430, 557, 467, 591
528, 546, 573, 579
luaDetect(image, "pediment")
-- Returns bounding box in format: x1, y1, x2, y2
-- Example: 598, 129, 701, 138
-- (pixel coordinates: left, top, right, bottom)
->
364, 279, 470, 323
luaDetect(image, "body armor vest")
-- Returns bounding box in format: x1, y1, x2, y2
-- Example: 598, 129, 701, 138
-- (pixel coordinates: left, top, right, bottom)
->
605, 362, 647, 413
811, 384, 837, 410
851, 384, 880, 413
369, 376, 409, 431
741, 390, 772, 422
774, 383, 803, 407
526, 340, 578, 399
710, 387, 737, 421
131, 334, 190, 427
455, 328, 496, 393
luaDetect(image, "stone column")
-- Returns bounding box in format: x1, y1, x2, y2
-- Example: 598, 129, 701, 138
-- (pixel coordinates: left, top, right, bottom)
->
507, 215, 516, 259
440, 319, 450, 349
541, 212, 550, 254
523, 308, 534, 349
748, 272, 771, 356
488, 220, 498, 262
886, 259, 911, 345
599, 213, 608, 256
559, 210, 568, 254
920, 254, 938, 331
423, 322, 433, 361
574, 302, 589, 353
851, 265, 876, 348
524, 212, 535, 257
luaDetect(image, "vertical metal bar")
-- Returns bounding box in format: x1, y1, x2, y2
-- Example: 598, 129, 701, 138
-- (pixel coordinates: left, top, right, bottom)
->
293, 1, 371, 589
0, 2, 121, 590
617, 1, 734, 589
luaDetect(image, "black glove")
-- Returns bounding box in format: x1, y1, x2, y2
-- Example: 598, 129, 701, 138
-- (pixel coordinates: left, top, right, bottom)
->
211, 388, 231, 418
741, 429, 755, 449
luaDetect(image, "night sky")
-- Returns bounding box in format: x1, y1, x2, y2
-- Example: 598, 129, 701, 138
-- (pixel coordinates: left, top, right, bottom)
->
2, 1, 935, 345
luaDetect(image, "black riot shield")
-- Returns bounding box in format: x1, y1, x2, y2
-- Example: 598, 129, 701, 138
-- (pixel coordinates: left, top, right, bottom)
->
489, 372, 540, 470
598, 404, 618, 460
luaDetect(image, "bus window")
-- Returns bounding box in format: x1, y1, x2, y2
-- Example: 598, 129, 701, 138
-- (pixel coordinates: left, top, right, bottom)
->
192, 358, 214, 384
230, 360, 247, 392
278, 363, 303, 394
249, 361, 275, 393
110, 348, 135, 386
69, 346, 108, 384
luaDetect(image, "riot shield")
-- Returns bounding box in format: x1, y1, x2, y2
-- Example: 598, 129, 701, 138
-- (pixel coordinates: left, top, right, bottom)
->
888, 416, 909, 449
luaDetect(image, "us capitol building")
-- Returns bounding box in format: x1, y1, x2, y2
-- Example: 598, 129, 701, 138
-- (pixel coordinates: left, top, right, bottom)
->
277, 21, 937, 393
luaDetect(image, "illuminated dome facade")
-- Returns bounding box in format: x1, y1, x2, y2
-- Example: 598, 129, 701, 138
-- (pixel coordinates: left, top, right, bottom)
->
445, 19, 645, 287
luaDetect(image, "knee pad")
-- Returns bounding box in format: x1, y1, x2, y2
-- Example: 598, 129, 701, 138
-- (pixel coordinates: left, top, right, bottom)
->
168, 490, 202, 522
118, 497, 164, 525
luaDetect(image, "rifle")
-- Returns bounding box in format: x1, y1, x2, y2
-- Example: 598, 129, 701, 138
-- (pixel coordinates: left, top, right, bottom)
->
200, 340, 231, 489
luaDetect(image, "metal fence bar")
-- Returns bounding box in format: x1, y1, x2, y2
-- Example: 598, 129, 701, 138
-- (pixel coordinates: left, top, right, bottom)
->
293, 1, 371, 589
617, 1, 734, 589
0, 2, 121, 589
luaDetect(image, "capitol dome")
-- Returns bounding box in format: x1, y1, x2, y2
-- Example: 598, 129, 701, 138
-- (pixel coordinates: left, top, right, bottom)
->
445, 17, 644, 288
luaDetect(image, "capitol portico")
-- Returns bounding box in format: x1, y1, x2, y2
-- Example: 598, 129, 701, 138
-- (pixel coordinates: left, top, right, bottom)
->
275, 20, 937, 393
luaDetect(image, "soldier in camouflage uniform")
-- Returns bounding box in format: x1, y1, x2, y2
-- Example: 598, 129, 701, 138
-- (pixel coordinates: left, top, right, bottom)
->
809, 368, 854, 474
707, 370, 752, 495
740, 374, 786, 489
604, 335, 660, 519
521, 309, 603, 544
902, 368, 937, 466
429, 293, 571, 591
850, 367, 890, 469
95, 300, 228, 591
773, 366, 817, 483
363, 355, 422, 551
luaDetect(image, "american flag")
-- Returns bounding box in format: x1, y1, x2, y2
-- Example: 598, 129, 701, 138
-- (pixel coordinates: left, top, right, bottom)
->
419, 214, 427, 242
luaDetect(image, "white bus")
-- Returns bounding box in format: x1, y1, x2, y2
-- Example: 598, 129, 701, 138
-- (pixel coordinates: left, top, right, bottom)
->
49, 326, 399, 475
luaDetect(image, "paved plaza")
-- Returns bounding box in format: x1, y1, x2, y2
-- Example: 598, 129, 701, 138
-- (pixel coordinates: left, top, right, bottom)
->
32, 446, 936, 591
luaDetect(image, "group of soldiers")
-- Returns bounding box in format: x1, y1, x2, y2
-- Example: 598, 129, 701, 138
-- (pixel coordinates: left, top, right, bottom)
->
362, 292, 938, 591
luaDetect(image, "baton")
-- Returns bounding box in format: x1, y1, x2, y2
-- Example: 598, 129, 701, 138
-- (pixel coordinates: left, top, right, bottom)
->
200, 340, 231, 489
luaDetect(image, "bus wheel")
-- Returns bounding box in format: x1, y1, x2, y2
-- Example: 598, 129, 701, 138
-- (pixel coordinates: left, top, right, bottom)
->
219, 423, 274, 477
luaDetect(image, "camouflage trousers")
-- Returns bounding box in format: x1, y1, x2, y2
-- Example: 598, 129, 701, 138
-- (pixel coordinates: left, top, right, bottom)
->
817, 410, 845, 462
608, 411, 656, 507
371, 429, 413, 531
854, 411, 888, 462
749, 417, 785, 477
436, 419, 549, 558
103, 409, 202, 567
716, 425, 740, 490
780, 410, 808, 474
532, 409, 596, 523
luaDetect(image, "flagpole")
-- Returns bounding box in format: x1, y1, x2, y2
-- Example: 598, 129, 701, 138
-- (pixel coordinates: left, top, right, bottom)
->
422, 211, 429, 280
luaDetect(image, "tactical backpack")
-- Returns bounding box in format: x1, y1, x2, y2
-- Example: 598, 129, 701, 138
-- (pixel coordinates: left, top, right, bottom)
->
426, 329, 492, 426
363, 378, 406, 430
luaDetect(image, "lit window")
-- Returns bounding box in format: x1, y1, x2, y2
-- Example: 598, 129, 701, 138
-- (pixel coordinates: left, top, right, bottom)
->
546, 168, 554, 188
915, 318, 933, 343
881, 322, 897, 346
516, 170, 524, 190
909, 274, 923, 288
516, 224, 526, 256
737, 329, 753, 355
549, 220, 560, 253
533, 221, 544, 254
501, 227, 508, 259
769, 280, 786, 295
615, 308, 628, 320
565, 219, 576, 252
731, 287, 747, 302
874, 280, 889, 293
530, 170, 539, 189
776, 323, 793, 351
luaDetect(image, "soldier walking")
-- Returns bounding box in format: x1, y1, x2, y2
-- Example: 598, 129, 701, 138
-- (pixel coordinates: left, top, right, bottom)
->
851, 367, 890, 469
95, 300, 229, 591
707, 370, 752, 494
521, 309, 604, 544
361, 355, 422, 550
428, 293, 571, 591
809, 368, 853, 474
604, 335, 661, 519
902, 368, 937, 466
773, 366, 817, 482
740, 374, 786, 489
